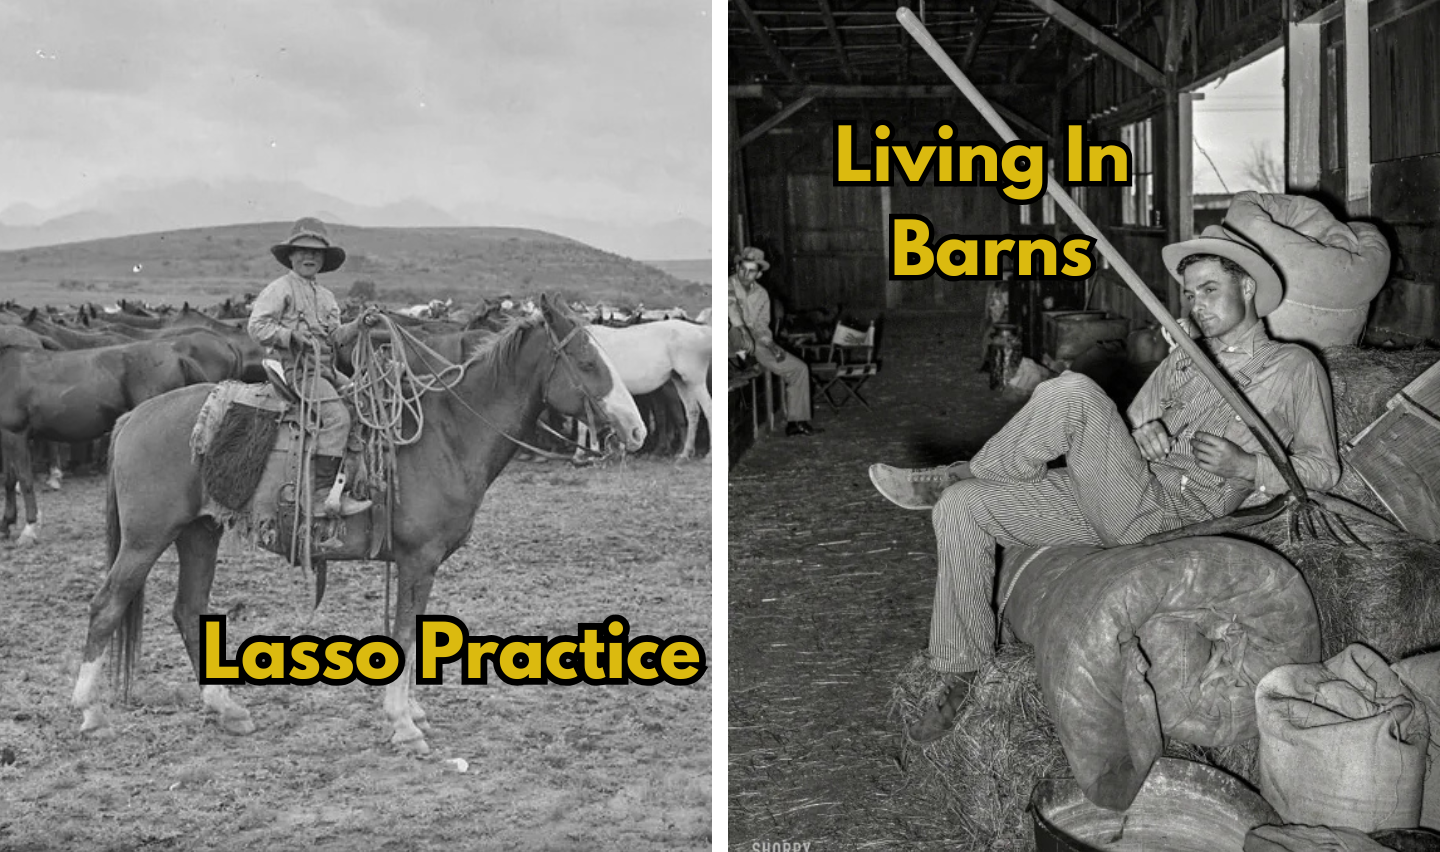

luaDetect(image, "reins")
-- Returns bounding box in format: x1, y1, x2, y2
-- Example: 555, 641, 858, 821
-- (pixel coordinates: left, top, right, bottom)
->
348, 312, 611, 462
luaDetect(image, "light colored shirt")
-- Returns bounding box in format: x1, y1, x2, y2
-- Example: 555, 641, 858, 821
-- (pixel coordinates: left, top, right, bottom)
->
1126, 320, 1340, 518
248, 270, 341, 361
729, 274, 774, 352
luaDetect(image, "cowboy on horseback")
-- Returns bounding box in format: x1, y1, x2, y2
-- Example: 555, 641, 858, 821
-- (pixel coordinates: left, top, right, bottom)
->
248, 217, 371, 517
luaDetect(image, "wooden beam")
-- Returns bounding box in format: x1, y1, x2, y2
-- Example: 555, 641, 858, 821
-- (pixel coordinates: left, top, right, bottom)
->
992, 102, 1051, 140
1023, 0, 1165, 87
963, 0, 1005, 72
1285, 21, 1321, 190
729, 96, 749, 252
1178, 91, 1196, 243
729, 83, 1045, 98
737, 96, 817, 149
816, 0, 856, 83
1008, 19, 1061, 83
756, 85, 785, 112
734, 0, 804, 84
1343, 0, 1370, 214
898, 0, 912, 83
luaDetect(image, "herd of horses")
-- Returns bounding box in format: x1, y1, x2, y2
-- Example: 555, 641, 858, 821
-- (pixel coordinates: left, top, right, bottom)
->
0, 296, 712, 543
0, 292, 711, 751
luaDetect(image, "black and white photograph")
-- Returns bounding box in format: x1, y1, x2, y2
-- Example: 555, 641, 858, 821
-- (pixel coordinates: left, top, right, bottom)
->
727, 0, 1440, 849
0, 2, 714, 849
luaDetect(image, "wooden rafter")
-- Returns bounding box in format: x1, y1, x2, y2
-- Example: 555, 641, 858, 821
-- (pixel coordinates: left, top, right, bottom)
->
1007, 17, 1060, 82
816, 0, 857, 83
737, 96, 818, 148
962, 0, 1006, 72
735, 0, 805, 84
898, 0, 912, 83
729, 83, 1045, 98
1022, 0, 1164, 87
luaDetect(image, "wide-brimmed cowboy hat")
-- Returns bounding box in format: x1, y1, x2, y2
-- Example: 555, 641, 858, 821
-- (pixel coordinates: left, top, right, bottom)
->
1161, 224, 1284, 317
734, 246, 770, 271
270, 217, 346, 273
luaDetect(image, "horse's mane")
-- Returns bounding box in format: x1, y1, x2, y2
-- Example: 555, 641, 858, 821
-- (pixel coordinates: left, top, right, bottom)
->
453, 312, 548, 399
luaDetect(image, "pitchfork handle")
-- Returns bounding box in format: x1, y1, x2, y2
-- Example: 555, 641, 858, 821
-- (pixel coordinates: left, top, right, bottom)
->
895, 7, 1306, 501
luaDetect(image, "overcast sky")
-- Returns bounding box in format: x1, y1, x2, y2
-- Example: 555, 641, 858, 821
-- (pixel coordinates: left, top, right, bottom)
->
1192, 48, 1284, 195
0, 0, 711, 228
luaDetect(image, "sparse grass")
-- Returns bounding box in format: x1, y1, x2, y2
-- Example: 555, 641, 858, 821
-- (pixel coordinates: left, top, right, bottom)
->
0, 457, 711, 851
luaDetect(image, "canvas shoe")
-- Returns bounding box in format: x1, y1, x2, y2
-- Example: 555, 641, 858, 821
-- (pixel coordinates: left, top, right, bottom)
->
907, 670, 979, 744
868, 462, 971, 510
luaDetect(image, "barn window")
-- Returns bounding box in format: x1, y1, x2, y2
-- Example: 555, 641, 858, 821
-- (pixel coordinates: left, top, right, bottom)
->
1119, 117, 1156, 226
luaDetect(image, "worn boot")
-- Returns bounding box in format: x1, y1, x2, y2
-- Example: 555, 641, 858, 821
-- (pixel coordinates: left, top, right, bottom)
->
313, 455, 372, 517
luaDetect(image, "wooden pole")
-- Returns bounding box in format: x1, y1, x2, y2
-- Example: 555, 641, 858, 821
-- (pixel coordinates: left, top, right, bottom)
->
1020, 0, 1166, 88
895, 6, 1306, 499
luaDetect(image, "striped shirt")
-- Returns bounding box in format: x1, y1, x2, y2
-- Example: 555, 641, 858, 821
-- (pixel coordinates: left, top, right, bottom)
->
1126, 320, 1339, 519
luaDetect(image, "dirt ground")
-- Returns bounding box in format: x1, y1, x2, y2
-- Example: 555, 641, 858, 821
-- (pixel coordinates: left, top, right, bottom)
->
729, 289, 1032, 850
0, 456, 710, 851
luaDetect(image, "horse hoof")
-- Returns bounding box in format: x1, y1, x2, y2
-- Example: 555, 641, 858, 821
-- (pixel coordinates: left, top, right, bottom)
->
220, 714, 256, 736
392, 734, 430, 756
79, 708, 112, 736
16, 527, 38, 547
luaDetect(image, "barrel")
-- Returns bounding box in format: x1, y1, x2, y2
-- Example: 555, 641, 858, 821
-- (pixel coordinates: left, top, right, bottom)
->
1032, 758, 1279, 852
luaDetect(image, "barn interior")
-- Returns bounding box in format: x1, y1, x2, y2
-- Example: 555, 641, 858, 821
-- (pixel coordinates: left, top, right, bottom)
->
728, 0, 1438, 342
728, 0, 1440, 849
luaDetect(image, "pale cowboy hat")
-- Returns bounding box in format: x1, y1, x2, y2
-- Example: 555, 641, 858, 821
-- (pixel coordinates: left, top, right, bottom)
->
1161, 224, 1284, 317
733, 246, 771, 271
270, 217, 347, 274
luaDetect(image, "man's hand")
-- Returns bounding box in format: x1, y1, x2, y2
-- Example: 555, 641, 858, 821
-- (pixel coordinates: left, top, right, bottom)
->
772, 346, 787, 363
1192, 432, 1256, 480
293, 330, 317, 351
1132, 420, 1172, 461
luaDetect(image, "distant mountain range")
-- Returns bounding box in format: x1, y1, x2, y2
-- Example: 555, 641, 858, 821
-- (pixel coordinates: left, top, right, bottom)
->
0, 222, 710, 312
0, 178, 710, 261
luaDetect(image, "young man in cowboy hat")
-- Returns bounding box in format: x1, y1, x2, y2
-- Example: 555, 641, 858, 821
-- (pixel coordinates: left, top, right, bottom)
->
248, 217, 372, 517
729, 246, 819, 437
872, 224, 1339, 743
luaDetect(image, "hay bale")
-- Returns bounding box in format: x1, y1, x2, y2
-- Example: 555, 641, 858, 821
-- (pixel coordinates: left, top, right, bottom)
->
1321, 346, 1438, 445
891, 647, 1067, 851
1243, 519, 1440, 661
892, 648, 1265, 850
1318, 346, 1439, 517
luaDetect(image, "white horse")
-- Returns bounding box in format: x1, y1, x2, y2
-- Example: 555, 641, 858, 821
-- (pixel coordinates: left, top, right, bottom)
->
588, 320, 711, 459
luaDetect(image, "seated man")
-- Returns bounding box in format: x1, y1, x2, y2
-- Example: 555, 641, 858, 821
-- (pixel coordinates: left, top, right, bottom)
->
729, 246, 819, 437
871, 226, 1340, 743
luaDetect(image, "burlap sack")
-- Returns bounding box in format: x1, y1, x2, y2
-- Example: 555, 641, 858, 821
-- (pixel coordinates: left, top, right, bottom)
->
1391, 651, 1440, 831
1224, 191, 1391, 346
999, 536, 1321, 811
1258, 644, 1429, 831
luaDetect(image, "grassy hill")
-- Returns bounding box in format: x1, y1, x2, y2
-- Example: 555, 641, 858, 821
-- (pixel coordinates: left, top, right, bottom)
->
0, 222, 711, 311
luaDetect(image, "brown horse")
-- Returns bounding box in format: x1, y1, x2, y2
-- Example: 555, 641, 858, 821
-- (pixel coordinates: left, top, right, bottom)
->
72, 296, 647, 754
0, 340, 209, 542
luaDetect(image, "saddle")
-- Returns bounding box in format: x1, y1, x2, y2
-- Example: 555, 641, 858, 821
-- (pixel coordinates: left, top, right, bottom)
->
189, 380, 390, 565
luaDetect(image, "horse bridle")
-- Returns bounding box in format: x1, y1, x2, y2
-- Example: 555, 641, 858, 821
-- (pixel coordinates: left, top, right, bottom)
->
542, 320, 617, 458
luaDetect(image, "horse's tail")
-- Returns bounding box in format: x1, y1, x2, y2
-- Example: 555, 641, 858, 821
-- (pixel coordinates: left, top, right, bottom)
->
105, 413, 143, 702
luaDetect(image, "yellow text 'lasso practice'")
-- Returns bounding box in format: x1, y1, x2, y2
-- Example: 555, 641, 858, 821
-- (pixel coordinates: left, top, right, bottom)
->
198, 614, 707, 687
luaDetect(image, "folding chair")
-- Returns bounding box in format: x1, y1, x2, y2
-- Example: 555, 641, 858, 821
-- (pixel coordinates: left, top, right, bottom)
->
802, 321, 879, 410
